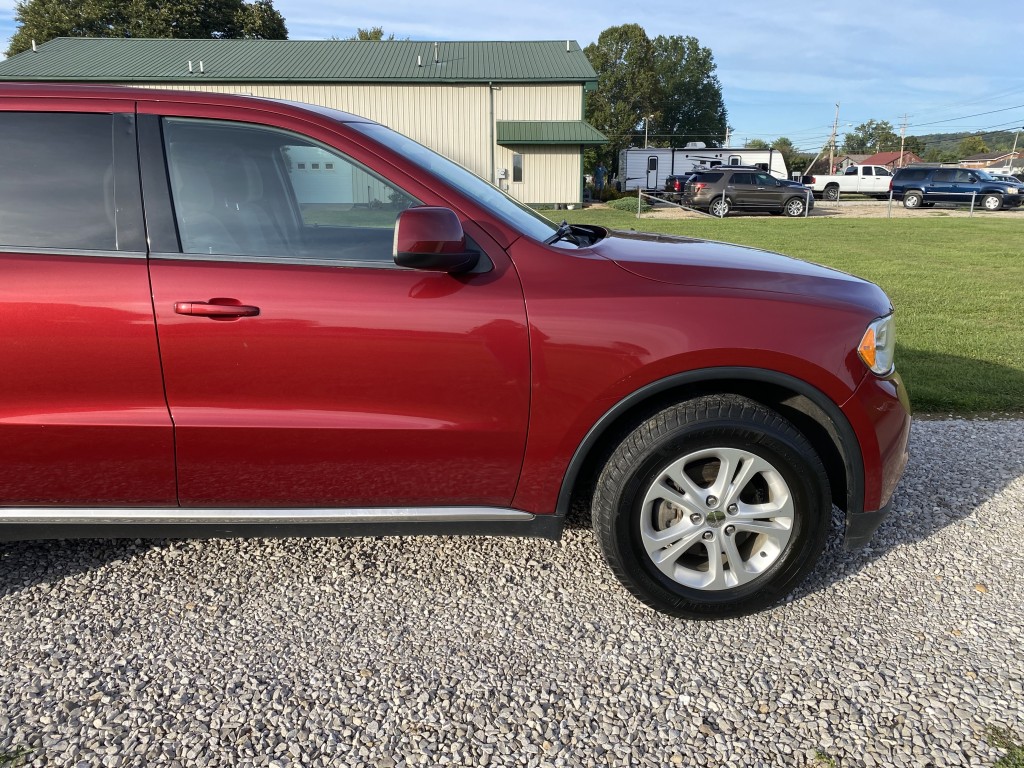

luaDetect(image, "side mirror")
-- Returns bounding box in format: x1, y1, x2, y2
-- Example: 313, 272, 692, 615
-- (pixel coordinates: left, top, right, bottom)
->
393, 207, 479, 273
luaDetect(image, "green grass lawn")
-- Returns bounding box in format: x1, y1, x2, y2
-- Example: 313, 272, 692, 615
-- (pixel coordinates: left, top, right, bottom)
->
547, 210, 1024, 414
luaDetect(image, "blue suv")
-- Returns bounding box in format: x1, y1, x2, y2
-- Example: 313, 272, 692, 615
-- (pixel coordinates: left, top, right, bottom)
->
890, 166, 1024, 211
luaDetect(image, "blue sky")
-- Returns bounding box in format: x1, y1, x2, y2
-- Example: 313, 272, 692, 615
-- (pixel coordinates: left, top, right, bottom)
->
2, 1, 1023, 152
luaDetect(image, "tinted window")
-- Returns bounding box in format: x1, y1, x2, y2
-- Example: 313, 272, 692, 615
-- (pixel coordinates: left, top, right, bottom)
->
896, 169, 928, 182
954, 170, 974, 183
163, 118, 420, 264
876, 167, 892, 177
933, 170, 956, 182
0, 113, 121, 251
690, 173, 723, 183
730, 173, 755, 185
754, 173, 777, 186
862, 167, 873, 176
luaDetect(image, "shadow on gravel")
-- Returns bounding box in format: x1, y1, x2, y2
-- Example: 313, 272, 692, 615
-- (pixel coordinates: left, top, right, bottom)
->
0, 538, 164, 598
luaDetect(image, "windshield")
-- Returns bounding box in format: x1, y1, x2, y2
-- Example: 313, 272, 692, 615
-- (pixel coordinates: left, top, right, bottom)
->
348, 122, 558, 243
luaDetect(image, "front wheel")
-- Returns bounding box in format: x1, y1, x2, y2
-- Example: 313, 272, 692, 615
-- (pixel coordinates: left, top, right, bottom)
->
981, 194, 1002, 211
593, 395, 831, 619
784, 197, 807, 217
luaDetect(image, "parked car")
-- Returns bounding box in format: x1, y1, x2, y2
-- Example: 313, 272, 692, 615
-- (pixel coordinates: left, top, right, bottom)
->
890, 167, 1024, 210
0, 83, 910, 619
663, 173, 694, 202
808, 165, 894, 200
685, 167, 815, 217
987, 172, 1021, 185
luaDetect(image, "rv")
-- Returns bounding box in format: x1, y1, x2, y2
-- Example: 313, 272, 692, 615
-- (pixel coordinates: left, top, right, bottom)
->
618, 144, 788, 192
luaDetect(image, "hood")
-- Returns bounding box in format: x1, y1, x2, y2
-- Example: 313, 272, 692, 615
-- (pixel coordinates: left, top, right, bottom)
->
592, 229, 892, 315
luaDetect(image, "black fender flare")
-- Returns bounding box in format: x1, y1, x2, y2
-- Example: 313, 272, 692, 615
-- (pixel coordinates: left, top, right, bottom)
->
554, 367, 864, 519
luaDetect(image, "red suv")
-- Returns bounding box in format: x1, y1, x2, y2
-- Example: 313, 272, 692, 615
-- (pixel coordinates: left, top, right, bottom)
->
0, 85, 910, 618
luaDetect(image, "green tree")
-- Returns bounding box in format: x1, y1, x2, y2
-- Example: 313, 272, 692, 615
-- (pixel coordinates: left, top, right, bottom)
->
745, 139, 769, 150
903, 135, 926, 156
957, 135, 989, 158
842, 120, 899, 153
6, 0, 287, 57
350, 26, 395, 41
234, 0, 287, 38
584, 24, 659, 173
651, 34, 727, 149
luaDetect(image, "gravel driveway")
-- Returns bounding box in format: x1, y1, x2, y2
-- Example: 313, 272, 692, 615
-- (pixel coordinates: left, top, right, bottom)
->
2, 419, 1022, 767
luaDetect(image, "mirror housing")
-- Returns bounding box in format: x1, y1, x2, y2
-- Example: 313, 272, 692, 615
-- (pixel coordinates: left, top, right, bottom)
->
393, 207, 479, 273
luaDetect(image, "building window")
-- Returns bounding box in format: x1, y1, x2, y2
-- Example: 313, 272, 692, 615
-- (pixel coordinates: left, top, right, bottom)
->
512, 153, 523, 183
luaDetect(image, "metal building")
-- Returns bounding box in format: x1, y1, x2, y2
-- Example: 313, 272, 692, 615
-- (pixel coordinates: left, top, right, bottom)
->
0, 37, 607, 206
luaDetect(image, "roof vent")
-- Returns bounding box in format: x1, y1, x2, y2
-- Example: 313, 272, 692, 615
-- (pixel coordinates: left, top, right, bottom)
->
417, 55, 422, 67
31, 39, 37, 52
434, 42, 438, 63
566, 40, 570, 52
199, 60, 205, 74
188, 60, 193, 73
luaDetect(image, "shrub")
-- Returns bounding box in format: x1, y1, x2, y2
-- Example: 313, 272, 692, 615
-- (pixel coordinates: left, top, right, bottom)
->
607, 196, 652, 213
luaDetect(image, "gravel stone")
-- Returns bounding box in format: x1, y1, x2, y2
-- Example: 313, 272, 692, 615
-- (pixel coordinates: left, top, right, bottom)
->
1, 419, 1022, 766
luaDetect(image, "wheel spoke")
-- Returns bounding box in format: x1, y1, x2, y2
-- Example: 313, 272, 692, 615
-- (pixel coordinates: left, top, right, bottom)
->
721, 533, 754, 586
719, 452, 768, 507
646, 477, 705, 517
663, 466, 709, 508
642, 522, 705, 570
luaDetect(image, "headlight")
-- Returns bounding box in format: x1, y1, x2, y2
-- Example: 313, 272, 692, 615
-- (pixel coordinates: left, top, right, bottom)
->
858, 314, 896, 376
1006, 188, 1020, 194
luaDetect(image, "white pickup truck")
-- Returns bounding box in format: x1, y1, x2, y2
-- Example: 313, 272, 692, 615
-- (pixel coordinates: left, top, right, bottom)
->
808, 165, 894, 200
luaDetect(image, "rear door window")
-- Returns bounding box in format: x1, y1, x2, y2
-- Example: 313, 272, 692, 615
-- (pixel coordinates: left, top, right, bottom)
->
0, 112, 141, 252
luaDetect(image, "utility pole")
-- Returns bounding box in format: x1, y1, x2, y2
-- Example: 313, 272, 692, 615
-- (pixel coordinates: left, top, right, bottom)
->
898, 114, 909, 167
1012, 127, 1022, 172
828, 102, 840, 173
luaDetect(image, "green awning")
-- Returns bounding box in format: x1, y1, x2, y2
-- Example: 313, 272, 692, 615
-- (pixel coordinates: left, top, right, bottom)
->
497, 120, 607, 146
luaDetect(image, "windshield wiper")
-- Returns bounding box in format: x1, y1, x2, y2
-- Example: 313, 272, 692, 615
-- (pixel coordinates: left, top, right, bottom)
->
545, 219, 581, 246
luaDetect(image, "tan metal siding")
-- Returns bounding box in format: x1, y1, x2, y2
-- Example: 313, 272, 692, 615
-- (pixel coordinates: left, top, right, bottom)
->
139, 82, 585, 204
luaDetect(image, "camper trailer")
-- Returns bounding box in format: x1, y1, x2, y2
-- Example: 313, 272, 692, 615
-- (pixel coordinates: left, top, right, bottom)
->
618, 144, 788, 192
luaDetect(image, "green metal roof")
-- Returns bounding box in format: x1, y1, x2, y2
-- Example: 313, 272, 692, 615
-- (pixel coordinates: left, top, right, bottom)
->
497, 120, 607, 145
0, 38, 598, 84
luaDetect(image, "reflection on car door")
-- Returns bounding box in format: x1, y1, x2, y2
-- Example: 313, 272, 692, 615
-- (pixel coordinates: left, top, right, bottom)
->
0, 107, 175, 505
143, 115, 531, 508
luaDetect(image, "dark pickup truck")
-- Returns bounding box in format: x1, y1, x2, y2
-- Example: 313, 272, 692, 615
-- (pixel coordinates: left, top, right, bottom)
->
663, 174, 694, 203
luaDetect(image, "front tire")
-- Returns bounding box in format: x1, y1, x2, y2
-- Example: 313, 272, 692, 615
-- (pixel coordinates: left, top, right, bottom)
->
593, 395, 831, 619
784, 197, 807, 217
981, 194, 1002, 211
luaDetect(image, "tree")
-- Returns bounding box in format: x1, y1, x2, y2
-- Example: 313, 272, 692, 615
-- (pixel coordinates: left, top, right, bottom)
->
351, 26, 395, 41
745, 139, 769, 150
584, 24, 726, 174
651, 34, 727, 149
957, 135, 989, 158
842, 120, 899, 154
584, 24, 659, 173
6, 0, 287, 57
902, 136, 926, 156
234, 0, 286, 38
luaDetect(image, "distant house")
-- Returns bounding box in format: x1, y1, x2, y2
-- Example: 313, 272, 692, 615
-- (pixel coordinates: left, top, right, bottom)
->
835, 154, 870, 172
960, 150, 1022, 172
860, 151, 923, 170
0, 37, 607, 206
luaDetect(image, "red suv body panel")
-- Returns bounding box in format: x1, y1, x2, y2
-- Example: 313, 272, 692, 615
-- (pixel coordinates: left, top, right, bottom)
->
0, 85, 910, 551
